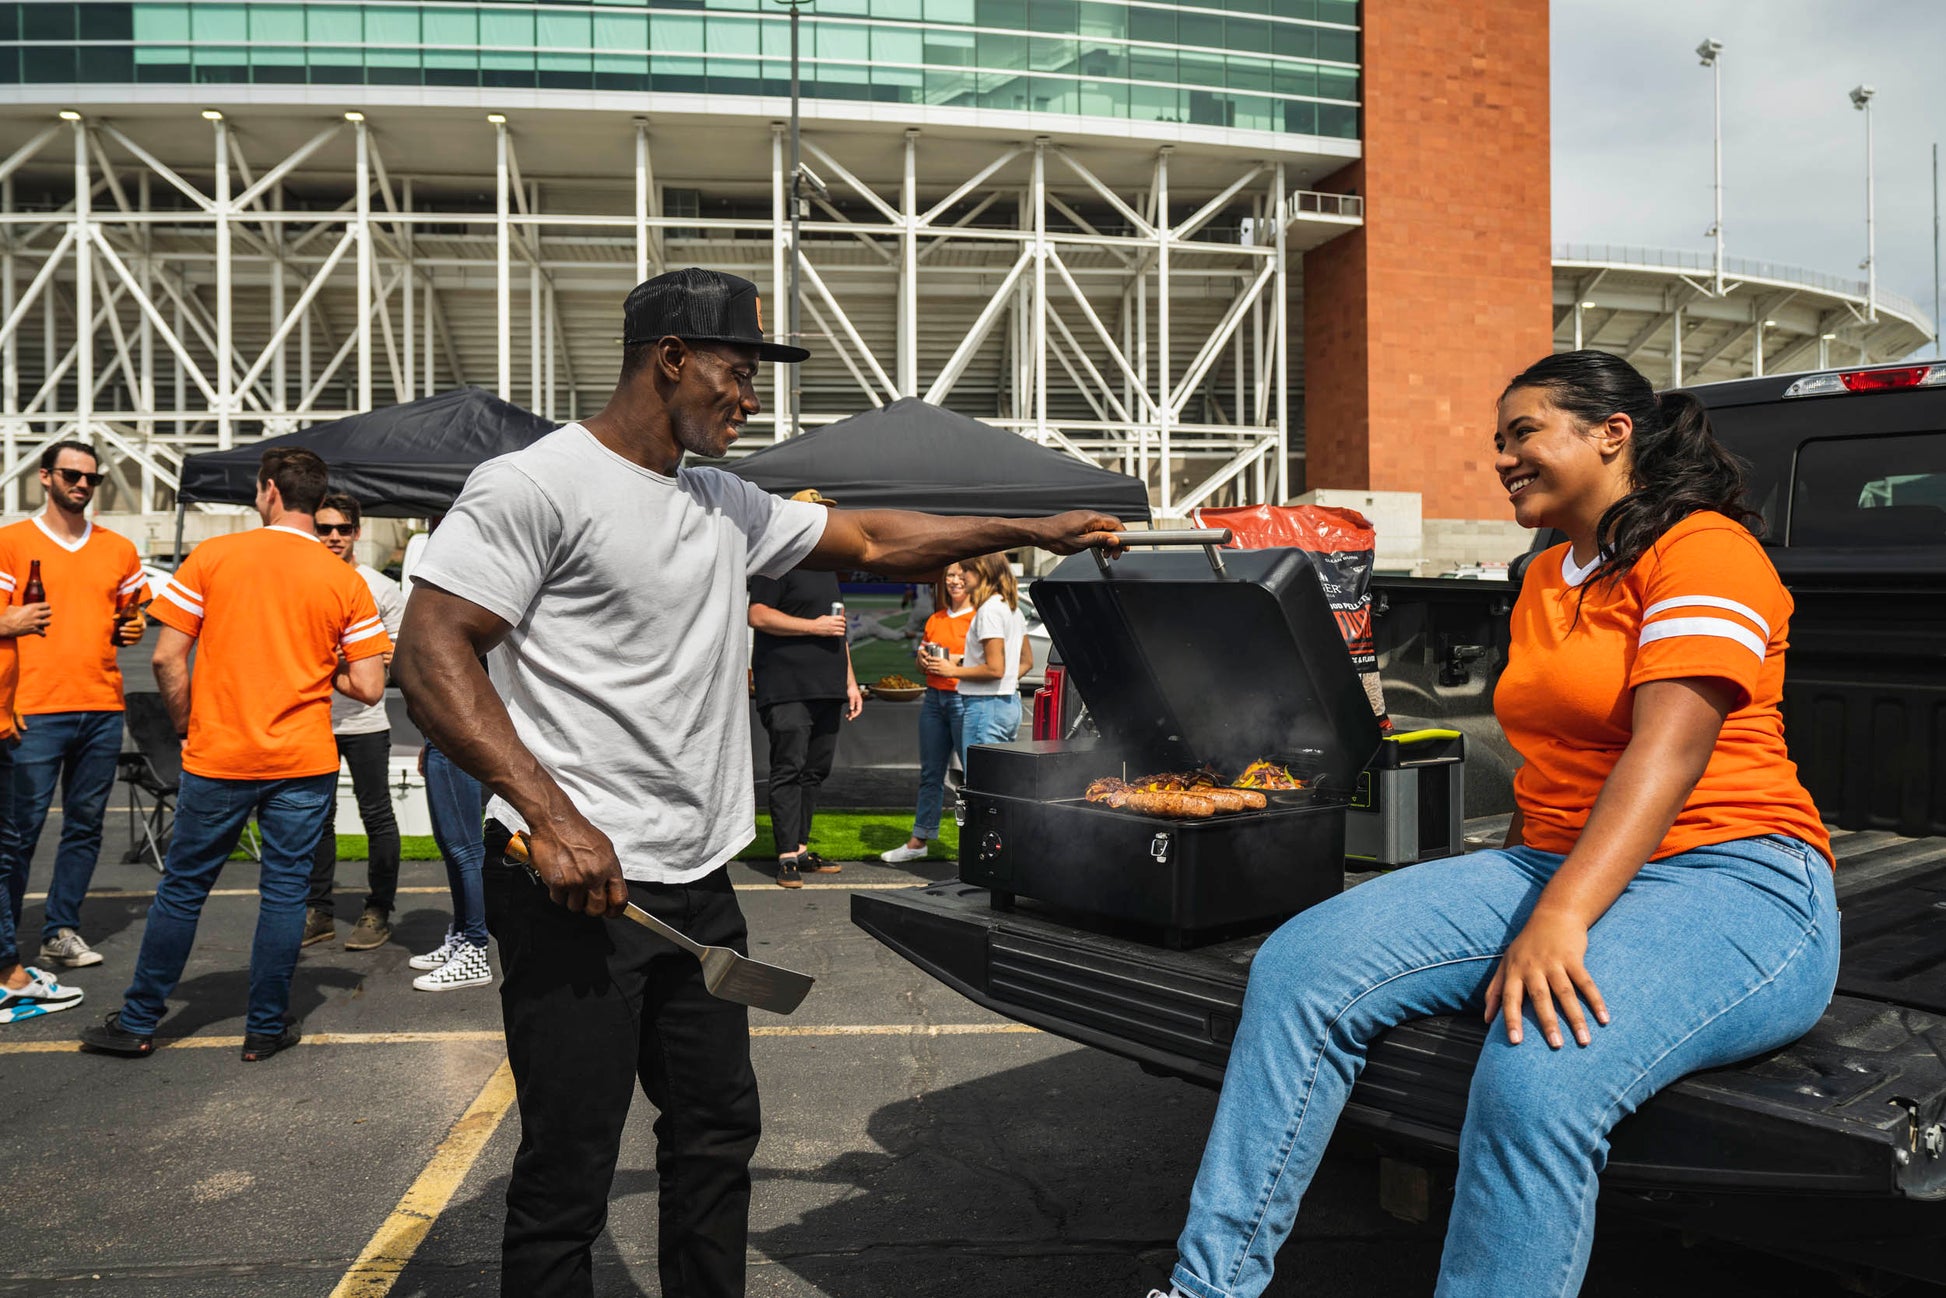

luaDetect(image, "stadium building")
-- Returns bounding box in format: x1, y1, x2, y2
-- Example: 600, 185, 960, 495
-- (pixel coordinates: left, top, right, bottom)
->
0, 0, 1931, 565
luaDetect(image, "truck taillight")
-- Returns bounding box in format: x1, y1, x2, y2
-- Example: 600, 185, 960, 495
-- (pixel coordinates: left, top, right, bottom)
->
1032, 665, 1066, 741
1783, 364, 1946, 397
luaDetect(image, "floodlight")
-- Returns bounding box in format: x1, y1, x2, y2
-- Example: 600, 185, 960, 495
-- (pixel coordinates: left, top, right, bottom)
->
1849, 84, 1875, 110
201, 109, 224, 121
1695, 38, 1722, 66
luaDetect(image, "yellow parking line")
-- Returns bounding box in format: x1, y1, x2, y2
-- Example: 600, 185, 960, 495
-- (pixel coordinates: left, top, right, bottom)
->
1, 1022, 1034, 1055
328, 1058, 518, 1298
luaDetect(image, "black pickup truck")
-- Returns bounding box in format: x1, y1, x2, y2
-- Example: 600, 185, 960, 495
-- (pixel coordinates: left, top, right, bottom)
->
854, 361, 1946, 1291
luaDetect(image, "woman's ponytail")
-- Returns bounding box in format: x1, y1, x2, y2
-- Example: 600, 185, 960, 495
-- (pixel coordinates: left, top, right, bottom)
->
1502, 350, 1760, 589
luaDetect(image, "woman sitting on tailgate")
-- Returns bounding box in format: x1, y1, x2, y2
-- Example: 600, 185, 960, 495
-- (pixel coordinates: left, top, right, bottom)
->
1152, 349, 1840, 1298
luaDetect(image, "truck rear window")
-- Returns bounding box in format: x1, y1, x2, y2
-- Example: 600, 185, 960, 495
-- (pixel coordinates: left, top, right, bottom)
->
1789, 433, 1946, 547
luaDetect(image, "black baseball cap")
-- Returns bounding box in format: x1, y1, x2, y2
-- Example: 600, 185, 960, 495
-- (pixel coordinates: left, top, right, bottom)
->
622, 268, 810, 364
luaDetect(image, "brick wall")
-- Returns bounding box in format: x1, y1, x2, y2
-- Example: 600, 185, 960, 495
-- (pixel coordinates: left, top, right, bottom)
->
1302, 0, 1553, 522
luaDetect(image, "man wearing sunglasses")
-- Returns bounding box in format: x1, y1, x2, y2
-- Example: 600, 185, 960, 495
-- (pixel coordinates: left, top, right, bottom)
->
302, 492, 406, 952
0, 440, 151, 975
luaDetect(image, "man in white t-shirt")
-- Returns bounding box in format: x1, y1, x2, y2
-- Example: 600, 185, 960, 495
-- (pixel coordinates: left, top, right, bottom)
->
304, 491, 407, 951
395, 268, 1123, 1298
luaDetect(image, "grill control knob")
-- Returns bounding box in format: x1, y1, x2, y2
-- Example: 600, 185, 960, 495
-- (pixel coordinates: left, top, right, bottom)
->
980, 829, 1004, 861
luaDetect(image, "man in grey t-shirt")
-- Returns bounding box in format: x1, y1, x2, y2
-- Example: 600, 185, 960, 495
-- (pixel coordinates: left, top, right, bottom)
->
396, 268, 1122, 1298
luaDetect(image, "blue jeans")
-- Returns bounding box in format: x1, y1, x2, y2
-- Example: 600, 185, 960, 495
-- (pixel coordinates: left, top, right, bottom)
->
1173, 834, 1840, 1298
118, 770, 336, 1038
910, 688, 965, 841
5, 710, 123, 941
0, 738, 18, 971
960, 692, 1021, 754
423, 744, 488, 948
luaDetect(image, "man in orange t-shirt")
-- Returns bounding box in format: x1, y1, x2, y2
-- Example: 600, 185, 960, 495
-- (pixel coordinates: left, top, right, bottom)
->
0, 571, 83, 1025
80, 448, 391, 1063
0, 440, 152, 975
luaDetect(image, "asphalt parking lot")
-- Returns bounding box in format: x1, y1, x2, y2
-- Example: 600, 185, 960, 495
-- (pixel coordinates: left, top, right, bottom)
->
1, 793, 1873, 1298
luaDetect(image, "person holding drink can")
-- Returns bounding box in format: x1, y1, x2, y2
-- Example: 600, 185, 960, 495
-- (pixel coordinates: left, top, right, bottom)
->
747, 489, 863, 888
880, 560, 975, 865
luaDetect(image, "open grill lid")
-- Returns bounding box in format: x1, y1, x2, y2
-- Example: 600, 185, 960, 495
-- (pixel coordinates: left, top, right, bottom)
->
1030, 532, 1382, 792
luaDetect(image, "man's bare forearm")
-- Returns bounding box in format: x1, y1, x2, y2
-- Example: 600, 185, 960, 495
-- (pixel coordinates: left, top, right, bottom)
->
395, 587, 583, 835
153, 654, 192, 735
805, 510, 1059, 578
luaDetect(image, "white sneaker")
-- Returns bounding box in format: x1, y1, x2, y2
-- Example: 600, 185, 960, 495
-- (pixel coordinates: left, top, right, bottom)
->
0, 967, 85, 1024
412, 943, 493, 992
408, 930, 462, 971
38, 928, 104, 969
879, 842, 930, 864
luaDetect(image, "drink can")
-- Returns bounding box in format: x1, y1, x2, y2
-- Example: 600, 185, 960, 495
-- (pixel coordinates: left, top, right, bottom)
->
831, 601, 845, 618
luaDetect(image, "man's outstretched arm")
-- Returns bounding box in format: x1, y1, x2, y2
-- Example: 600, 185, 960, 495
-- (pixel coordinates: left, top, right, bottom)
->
393, 581, 629, 918
801, 508, 1124, 578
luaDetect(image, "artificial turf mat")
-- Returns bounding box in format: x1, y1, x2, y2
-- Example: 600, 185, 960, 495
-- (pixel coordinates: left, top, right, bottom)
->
257, 812, 958, 864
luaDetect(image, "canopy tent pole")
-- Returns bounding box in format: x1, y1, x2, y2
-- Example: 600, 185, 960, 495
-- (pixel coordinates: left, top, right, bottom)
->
172, 499, 185, 564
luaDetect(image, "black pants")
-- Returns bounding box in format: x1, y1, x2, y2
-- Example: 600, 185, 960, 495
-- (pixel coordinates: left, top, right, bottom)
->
306, 730, 399, 913
759, 698, 842, 856
484, 821, 761, 1298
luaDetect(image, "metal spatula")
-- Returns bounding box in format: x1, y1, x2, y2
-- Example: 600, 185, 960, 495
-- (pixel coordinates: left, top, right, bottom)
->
505, 834, 815, 1015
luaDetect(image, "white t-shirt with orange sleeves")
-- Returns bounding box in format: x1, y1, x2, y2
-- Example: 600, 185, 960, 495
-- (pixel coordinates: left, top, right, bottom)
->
1493, 510, 1832, 867
0, 515, 150, 717
151, 525, 392, 781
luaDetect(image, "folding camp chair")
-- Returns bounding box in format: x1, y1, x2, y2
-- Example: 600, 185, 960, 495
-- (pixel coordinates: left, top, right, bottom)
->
118, 692, 260, 870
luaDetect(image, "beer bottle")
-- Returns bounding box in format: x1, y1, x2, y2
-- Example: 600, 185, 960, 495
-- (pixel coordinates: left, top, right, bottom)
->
110, 589, 139, 645
21, 559, 46, 636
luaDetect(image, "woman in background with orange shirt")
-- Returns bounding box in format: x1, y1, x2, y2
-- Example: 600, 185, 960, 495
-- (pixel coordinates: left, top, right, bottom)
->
1156, 351, 1841, 1298
880, 561, 975, 865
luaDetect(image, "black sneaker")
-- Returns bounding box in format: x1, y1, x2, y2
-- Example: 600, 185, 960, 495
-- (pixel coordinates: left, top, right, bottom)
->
79, 1010, 155, 1057
801, 851, 843, 874
776, 856, 804, 889
241, 1024, 302, 1063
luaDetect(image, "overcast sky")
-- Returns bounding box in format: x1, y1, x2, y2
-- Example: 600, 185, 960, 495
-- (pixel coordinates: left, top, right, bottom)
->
1551, 0, 1944, 341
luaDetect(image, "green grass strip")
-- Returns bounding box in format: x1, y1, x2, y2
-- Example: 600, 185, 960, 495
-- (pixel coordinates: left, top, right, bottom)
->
239, 812, 957, 863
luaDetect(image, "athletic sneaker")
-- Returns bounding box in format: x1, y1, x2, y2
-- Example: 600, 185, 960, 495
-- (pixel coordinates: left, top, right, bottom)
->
78, 1009, 155, 1056
38, 928, 104, 969
0, 968, 84, 1025
412, 943, 492, 992
409, 930, 462, 971
801, 852, 843, 874
776, 856, 804, 889
241, 1024, 302, 1062
879, 842, 929, 864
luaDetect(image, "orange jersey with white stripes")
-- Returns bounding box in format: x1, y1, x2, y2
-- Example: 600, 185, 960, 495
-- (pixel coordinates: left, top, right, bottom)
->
0, 566, 17, 741
150, 525, 392, 781
0, 516, 151, 716
1494, 511, 1832, 867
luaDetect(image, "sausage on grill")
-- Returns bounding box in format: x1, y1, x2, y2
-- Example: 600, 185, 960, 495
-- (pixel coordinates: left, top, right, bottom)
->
1123, 790, 1217, 819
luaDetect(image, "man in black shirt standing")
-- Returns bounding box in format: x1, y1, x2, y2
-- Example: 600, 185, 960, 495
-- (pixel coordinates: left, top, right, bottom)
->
748, 490, 863, 888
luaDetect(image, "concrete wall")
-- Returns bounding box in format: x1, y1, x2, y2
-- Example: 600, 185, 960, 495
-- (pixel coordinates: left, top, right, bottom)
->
1300, 0, 1554, 525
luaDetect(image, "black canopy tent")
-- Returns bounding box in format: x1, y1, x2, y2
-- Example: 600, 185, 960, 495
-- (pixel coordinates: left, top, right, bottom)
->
722, 397, 1152, 521
174, 387, 557, 539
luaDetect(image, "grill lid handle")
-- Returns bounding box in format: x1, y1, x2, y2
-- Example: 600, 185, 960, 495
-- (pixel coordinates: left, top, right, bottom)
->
1092, 527, 1233, 578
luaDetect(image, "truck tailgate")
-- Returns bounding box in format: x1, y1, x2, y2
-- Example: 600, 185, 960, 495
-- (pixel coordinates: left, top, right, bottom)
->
853, 823, 1946, 1201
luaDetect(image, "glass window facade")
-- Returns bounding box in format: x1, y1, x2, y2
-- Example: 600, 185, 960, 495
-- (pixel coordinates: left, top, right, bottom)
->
0, 0, 1359, 138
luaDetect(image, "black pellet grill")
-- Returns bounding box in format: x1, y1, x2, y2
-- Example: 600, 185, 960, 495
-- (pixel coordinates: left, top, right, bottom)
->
960, 531, 1383, 946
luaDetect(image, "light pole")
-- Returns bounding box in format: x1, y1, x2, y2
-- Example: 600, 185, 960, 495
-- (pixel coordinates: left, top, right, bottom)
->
1697, 39, 1724, 296
1851, 83, 1876, 323
775, 0, 813, 436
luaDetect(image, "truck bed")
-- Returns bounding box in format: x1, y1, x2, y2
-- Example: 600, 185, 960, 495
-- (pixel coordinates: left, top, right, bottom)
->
853, 817, 1946, 1206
